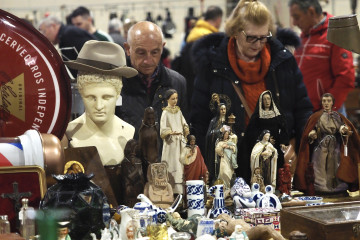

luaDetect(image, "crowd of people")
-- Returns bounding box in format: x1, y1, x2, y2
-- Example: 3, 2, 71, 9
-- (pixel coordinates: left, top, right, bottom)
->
37, 0, 357, 194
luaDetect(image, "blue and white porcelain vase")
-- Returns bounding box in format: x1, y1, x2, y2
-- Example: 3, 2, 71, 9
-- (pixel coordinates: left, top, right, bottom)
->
186, 180, 205, 217
208, 184, 231, 218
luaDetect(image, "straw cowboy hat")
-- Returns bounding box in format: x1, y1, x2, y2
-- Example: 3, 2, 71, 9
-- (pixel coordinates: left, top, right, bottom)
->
64, 40, 138, 78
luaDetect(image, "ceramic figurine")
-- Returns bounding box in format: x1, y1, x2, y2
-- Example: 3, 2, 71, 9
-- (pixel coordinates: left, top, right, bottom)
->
160, 89, 189, 194
64, 40, 138, 166
257, 185, 282, 210
57, 223, 71, 240
250, 183, 264, 207
136, 193, 182, 224
64, 161, 85, 174
205, 94, 231, 184
139, 107, 160, 165
295, 93, 360, 194
144, 162, 174, 209
119, 139, 145, 207
250, 130, 278, 187
208, 184, 231, 218
181, 135, 208, 182
230, 178, 256, 213
212, 219, 228, 239
216, 130, 238, 189
230, 225, 249, 240
165, 212, 200, 234
241, 90, 289, 183
250, 167, 265, 193
277, 163, 292, 195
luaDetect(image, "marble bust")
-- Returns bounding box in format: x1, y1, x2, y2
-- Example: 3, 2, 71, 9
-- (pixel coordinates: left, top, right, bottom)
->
64, 40, 138, 165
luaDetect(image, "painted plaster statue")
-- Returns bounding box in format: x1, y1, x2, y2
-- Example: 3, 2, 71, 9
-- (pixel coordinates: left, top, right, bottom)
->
64, 40, 138, 166
64, 161, 85, 174
250, 167, 265, 193
144, 162, 174, 209
119, 139, 145, 207
230, 225, 249, 240
242, 90, 289, 183
181, 135, 208, 182
216, 130, 238, 189
205, 94, 231, 184
277, 163, 292, 195
160, 89, 189, 194
139, 107, 159, 164
212, 219, 228, 239
294, 93, 360, 193
250, 130, 278, 188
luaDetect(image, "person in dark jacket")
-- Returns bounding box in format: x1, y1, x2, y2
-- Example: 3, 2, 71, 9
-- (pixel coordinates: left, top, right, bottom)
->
190, 0, 313, 184
38, 15, 96, 62
116, 21, 187, 140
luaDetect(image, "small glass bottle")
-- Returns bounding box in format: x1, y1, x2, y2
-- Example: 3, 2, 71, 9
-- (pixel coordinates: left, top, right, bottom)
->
0, 215, 11, 234
19, 198, 36, 239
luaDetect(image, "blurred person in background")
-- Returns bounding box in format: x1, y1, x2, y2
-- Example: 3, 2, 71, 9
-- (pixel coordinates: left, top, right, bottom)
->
190, 0, 313, 183
71, 6, 113, 42
108, 18, 126, 48
289, 0, 355, 116
172, 5, 223, 110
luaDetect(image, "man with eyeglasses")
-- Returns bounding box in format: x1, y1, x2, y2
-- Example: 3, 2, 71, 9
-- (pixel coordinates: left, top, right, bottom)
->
190, 0, 312, 184
289, 0, 355, 115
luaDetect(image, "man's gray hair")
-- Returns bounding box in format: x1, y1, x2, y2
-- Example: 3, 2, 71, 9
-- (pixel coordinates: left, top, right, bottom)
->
38, 15, 62, 28
288, 0, 323, 14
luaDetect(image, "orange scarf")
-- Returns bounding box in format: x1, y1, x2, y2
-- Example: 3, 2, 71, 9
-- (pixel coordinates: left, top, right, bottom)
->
227, 37, 271, 124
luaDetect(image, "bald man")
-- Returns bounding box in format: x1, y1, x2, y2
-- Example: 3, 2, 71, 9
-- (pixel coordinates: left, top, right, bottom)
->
115, 21, 188, 140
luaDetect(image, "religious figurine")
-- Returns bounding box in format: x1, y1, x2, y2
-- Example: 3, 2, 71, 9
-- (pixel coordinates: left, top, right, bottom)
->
58, 222, 71, 240
216, 130, 238, 189
205, 94, 231, 184
277, 163, 292, 195
181, 135, 208, 182
64, 40, 138, 166
294, 93, 360, 194
119, 139, 145, 207
212, 219, 228, 239
139, 107, 159, 166
160, 89, 189, 194
64, 161, 85, 174
250, 130, 278, 188
230, 225, 249, 240
144, 162, 174, 209
250, 167, 265, 193
241, 90, 289, 183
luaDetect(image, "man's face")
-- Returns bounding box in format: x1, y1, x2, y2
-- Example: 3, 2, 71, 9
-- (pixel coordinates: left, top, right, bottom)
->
72, 15, 91, 32
322, 96, 334, 112
289, 4, 315, 35
39, 23, 58, 45
81, 83, 118, 125
124, 32, 164, 77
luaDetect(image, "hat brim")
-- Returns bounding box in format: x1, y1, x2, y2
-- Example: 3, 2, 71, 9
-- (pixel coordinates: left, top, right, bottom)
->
64, 61, 138, 78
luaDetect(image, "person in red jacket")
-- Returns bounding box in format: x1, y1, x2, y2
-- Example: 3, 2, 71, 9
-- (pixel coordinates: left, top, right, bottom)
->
289, 0, 355, 114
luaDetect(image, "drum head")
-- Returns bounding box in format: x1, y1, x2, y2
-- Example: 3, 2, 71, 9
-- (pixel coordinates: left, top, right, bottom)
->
0, 10, 71, 139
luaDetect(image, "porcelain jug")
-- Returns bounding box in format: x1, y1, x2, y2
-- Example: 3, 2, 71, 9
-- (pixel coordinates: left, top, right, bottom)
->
207, 184, 231, 218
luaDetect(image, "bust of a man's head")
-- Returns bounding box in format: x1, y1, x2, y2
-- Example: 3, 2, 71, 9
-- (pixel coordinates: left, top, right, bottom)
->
77, 72, 122, 125
65, 40, 138, 125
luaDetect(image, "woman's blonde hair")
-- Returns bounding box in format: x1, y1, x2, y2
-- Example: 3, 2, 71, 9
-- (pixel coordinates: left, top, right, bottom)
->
225, 0, 274, 37
77, 71, 123, 96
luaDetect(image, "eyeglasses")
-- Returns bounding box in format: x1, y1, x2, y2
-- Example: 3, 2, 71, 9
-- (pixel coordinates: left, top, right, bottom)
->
241, 31, 272, 43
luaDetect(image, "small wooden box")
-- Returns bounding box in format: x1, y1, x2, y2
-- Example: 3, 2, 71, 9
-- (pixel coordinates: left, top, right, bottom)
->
281, 201, 360, 240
